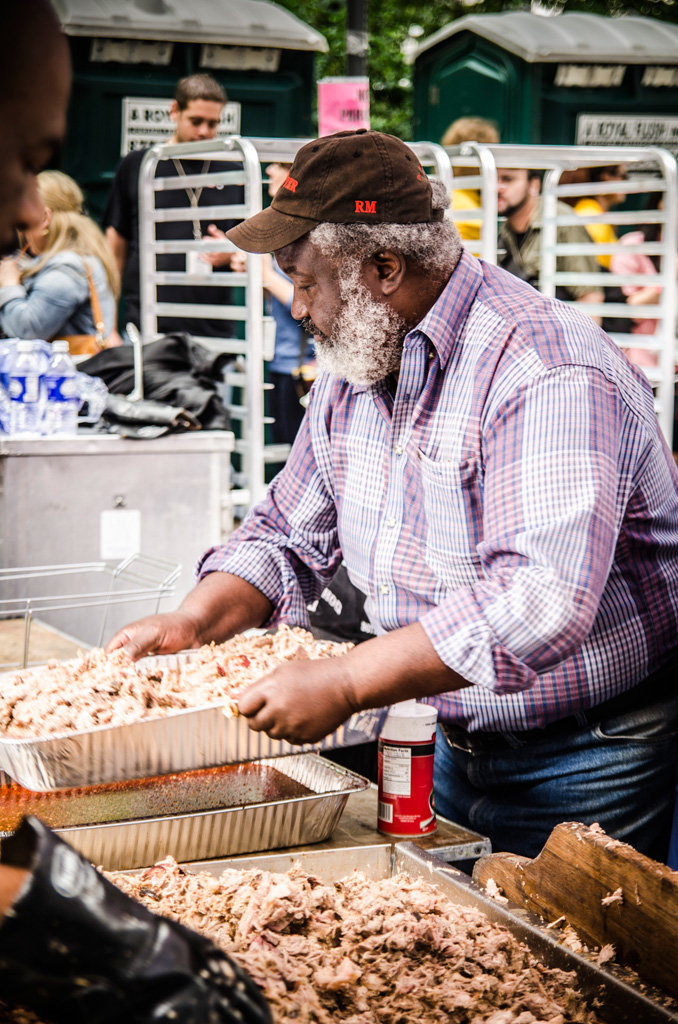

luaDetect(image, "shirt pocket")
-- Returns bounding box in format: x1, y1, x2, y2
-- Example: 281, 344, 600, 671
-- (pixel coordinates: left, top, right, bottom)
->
418, 450, 484, 588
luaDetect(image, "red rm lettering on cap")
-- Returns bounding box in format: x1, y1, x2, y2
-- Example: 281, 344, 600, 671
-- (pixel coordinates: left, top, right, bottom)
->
355, 200, 377, 214
283, 176, 298, 193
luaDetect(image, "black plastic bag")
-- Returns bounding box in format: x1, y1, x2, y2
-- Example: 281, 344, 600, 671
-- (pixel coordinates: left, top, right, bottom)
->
79, 332, 231, 431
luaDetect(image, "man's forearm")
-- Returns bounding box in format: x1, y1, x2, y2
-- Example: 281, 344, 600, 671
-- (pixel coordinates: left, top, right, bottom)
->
238, 620, 470, 744
343, 621, 467, 712
179, 571, 274, 646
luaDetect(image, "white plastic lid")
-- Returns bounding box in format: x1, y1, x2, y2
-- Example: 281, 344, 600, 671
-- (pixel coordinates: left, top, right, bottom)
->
52, 340, 69, 353
17, 340, 34, 352
381, 698, 437, 742
389, 699, 429, 717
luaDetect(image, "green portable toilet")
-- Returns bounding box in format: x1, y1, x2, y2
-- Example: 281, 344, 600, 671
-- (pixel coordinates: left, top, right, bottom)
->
52, 0, 327, 222
413, 11, 678, 156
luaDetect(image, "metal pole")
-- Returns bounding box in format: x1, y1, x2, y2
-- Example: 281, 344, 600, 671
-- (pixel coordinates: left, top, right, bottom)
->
346, 0, 368, 77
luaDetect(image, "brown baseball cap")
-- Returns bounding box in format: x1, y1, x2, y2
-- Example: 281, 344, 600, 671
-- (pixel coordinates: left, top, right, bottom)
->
226, 129, 444, 253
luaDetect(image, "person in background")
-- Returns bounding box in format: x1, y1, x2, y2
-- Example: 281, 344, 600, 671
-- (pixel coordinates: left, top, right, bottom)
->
441, 116, 499, 243
565, 164, 634, 335
497, 167, 604, 314
103, 73, 242, 340
107, 130, 678, 865
0, 4, 272, 1020
0, 170, 119, 352
609, 192, 676, 367
208, 161, 315, 445
571, 164, 628, 269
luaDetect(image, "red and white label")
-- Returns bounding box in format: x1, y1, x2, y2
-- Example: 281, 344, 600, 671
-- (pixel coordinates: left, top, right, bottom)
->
377, 737, 436, 837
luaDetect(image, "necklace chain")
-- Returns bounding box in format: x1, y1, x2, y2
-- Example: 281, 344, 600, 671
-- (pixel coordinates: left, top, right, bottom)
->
172, 159, 210, 241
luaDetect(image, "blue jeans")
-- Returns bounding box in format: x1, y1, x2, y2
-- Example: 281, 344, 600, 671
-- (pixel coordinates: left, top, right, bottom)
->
433, 673, 678, 861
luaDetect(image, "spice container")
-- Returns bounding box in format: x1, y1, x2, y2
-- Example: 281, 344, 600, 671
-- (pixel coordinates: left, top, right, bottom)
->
377, 699, 437, 836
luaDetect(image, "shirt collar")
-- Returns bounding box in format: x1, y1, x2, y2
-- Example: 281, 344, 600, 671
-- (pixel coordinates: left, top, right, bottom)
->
408, 248, 484, 369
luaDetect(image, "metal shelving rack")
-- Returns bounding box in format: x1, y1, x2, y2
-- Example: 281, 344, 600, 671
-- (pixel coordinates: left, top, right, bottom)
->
444, 142, 677, 444
138, 136, 268, 513
0, 554, 180, 670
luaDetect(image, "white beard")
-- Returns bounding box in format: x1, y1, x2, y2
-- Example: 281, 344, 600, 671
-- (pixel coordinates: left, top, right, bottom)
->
311, 272, 406, 387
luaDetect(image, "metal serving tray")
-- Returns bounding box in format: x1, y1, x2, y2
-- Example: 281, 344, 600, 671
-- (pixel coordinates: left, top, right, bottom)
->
0, 756, 368, 871
132, 844, 676, 1024
0, 654, 386, 791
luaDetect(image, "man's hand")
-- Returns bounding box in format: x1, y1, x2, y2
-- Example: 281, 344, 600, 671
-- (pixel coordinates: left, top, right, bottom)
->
105, 574, 274, 661
238, 656, 359, 744
240, 621, 466, 744
105, 611, 201, 661
201, 223, 234, 268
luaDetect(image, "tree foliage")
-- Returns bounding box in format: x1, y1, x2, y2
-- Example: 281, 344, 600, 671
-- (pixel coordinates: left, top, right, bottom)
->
275, 0, 678, 138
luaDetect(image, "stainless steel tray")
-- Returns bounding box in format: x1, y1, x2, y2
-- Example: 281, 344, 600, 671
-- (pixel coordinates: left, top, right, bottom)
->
0, 654, 386, 790
0, 756, 368, 871
128, 844, 676, 1024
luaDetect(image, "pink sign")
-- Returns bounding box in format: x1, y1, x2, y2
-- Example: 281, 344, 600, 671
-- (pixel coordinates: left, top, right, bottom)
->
318, 77, 370, 137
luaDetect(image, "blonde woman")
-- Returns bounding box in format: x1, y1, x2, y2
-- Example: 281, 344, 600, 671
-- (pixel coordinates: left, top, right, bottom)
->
0, 170, 120, 351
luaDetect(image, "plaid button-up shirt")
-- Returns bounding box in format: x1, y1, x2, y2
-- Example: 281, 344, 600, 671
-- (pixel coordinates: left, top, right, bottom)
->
199, 250, 678, 732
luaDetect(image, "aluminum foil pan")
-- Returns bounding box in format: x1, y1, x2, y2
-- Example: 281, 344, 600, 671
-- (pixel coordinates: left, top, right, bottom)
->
120, 845, 677, 1024
0, 755, 368, 870
0, 654, 386, 790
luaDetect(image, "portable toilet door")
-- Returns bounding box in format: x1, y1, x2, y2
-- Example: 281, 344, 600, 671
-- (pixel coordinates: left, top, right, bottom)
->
51, 0, 327, 223
413, 11, 678, 157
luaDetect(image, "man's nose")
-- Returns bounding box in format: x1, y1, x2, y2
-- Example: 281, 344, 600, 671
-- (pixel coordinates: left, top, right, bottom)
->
291, 292, 308, 320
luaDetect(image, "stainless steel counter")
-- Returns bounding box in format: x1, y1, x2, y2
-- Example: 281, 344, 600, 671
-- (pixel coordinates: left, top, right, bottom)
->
1, 431, 234, 646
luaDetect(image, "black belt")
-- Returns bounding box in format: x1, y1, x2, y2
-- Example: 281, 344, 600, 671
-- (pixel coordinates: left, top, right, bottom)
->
442, 654, 678, 754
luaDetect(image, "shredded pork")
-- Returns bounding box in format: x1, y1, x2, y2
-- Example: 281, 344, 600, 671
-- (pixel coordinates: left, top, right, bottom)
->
106, 858, 603, 1024
0, 627, 352, 738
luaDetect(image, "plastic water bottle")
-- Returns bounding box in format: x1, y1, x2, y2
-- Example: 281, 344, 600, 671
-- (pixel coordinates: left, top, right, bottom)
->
76, 373, 108, 425
6, 339, 46, 437
45, 340, 79, 436
0, 381, 9, 434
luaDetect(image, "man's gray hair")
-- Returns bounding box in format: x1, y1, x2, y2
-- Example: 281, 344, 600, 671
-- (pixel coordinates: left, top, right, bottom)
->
309, 180, 462, 279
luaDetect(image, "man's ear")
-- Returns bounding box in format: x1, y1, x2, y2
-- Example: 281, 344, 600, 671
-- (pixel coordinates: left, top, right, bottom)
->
169, 100, 179, 124
368, 249, 406, 297
528, 176, 541, 197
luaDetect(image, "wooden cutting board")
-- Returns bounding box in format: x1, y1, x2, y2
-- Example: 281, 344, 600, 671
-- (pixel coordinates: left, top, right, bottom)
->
473, 821, 678, 1001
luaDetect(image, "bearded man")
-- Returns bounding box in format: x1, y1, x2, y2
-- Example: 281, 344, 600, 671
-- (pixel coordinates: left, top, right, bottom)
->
496, 167, 604, 311
109, 130, 678, 863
